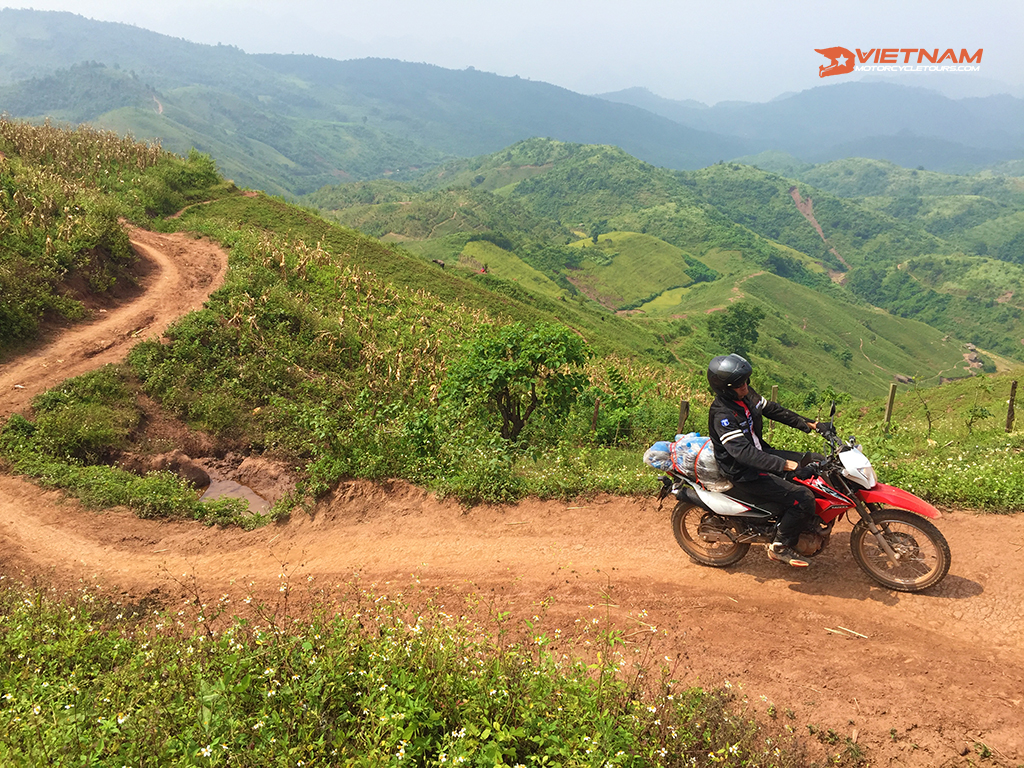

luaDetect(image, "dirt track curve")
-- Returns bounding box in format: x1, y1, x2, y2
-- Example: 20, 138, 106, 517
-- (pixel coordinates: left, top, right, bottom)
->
1, 229, 1023, 767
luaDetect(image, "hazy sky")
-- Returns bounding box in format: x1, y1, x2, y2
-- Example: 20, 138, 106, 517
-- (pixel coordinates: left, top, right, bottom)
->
6, 1, 1021, 104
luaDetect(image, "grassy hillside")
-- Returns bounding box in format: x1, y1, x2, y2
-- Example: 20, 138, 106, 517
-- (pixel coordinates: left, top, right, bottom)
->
680, 157, 1024, 358
303, 137, 1019, 392
568, 232, 695, 310
629, 248, 971, 395
905, 254, 1024, 306
738, 156, 1024, 257
791, 158, 1024, 202
0, 123, 682, 522
309, 185, 571, 243
0, 9, 751, 198
0, 117, 228, 354
682, 162, 952, 271
5, 118, 1024, 525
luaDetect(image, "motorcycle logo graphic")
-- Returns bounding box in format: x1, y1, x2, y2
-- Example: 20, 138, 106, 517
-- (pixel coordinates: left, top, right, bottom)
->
815, 47, 855, 77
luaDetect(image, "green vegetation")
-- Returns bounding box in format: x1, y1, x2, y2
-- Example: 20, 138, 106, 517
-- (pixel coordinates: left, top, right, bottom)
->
0, 367, 257, 527
0, 577, 804, 767
444, 322, 589, 442
6, 120, 1024, 524
707, 302, 765, 358
0, 118, 223, 351
684, 162, 949, 273
567, 232, 697, 310
784, 157, 1024, 204
301, 139, 1024, 393
905, 254, 1024, 308
845, 263, 1024, 358
826, 370, 1024, 512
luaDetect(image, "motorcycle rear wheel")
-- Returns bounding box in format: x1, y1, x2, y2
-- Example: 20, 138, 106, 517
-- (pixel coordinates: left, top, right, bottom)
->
850, 508, 950, 592
672, 502, 750, 566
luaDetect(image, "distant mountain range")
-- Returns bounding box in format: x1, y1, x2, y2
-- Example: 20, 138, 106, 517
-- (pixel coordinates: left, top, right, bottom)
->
597, 85, 1024, 174
1, 8, 1022, 197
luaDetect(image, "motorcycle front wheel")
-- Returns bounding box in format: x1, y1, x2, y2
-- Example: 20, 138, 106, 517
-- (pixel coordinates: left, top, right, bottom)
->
850, 508, 951, 592
672, 502, 750, 567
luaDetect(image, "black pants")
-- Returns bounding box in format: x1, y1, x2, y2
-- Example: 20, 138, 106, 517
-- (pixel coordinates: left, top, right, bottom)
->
727, 450, 821, 548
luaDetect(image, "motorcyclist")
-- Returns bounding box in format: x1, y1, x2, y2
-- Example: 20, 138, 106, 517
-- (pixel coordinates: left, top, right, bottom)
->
707, 353, 824, 567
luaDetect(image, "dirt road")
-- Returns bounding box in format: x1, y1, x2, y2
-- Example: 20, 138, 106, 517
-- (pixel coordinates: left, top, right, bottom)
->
1, 229, 1022, 767
0, 228, 227, 417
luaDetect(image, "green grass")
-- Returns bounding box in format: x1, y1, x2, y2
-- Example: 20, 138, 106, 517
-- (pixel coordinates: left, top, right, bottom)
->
458, 241, 567, 300
631, 259, 971, 399
0, 576, 804, 767
568, 232, 695, 310
905, 254, 1024, 309
176, 194, 667, 360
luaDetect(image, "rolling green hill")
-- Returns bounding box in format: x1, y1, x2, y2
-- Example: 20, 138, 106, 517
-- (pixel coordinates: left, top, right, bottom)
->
640, 264, 973, 390
308, 185, 571, 244
682, 162, 952, 271
566, 232, 696, 310
0, 9, 749, 197
298, 137, 1020, 397
715, 155, 1024, 353
6, 117, 1024, 526
793, 158, 1024, 203
905, 254, 1024, 307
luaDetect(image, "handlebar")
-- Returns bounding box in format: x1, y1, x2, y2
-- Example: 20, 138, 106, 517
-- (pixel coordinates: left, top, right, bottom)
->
791, 463, 820, 480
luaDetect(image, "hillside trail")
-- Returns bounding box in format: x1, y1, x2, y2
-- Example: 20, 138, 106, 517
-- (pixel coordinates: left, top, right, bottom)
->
1, 229, 1023, 766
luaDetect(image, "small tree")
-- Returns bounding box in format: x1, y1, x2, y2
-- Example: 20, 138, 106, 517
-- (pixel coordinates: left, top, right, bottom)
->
444, 322, 589, 442
707, 301, 765, 358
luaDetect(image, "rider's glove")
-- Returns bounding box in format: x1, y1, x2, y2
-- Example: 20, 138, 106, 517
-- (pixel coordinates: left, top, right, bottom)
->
793, 463, 819, 480
814, 421, 834, 435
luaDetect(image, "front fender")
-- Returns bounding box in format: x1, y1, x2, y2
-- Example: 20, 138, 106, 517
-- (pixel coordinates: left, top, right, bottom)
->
858, 483, 941, 519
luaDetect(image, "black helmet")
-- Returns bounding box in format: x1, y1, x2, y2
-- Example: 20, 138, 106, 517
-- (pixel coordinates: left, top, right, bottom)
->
707, 354, 752, 399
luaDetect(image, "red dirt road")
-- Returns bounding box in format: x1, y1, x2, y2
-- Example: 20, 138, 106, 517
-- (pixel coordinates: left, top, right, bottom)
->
1, 230, 1022, 766
0, 228, 227, 417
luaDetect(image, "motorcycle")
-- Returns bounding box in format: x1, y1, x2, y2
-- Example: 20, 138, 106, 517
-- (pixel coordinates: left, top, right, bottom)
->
657, 404, 951, 592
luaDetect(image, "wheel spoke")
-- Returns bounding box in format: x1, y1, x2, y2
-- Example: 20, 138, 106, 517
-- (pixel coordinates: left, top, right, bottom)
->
673, 503, 750, 567
851, 510, 950, 592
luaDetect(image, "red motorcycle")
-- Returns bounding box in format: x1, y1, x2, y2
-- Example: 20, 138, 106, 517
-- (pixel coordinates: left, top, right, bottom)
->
659, 406, 951, 592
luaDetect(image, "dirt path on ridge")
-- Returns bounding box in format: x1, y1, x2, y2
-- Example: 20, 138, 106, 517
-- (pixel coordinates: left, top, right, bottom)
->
0, 228, 227, 417
1, 229, 1023, 767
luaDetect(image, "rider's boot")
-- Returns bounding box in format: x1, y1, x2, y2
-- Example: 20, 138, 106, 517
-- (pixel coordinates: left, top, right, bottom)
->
767, 541, 810, 568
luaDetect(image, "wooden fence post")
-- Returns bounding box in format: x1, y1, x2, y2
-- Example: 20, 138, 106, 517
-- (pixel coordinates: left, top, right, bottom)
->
677, 399, 690, 435
1007, 381, 1018, 433
884, 382, 898, 433
591, 397, 601, 434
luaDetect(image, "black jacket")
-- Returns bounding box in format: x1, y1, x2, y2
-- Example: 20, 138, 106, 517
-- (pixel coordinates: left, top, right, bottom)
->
708, 388, 813, 482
